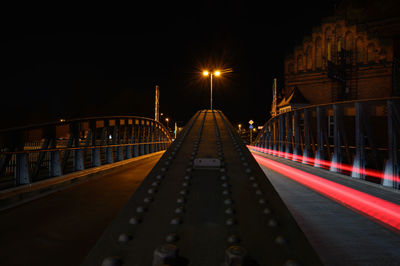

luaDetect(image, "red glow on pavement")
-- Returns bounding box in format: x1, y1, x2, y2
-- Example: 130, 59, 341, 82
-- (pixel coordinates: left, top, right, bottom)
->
248, 146, 398, 183
252, 153, 400, 231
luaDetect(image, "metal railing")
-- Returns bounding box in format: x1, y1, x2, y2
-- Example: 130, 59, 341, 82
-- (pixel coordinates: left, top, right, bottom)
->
0, 116, 172, 189
253, 97, 400, 190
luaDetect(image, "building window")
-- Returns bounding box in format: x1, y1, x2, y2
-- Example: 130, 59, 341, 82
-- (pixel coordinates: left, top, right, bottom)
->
315, 37, 322, 68
367, 43, 375, 63
297, 55, 303, 72
306, 46, 312, 70
327, 38, 332, 61
337, 36, 342, 52
345, 32, 353, 51
356, 37, 364, 64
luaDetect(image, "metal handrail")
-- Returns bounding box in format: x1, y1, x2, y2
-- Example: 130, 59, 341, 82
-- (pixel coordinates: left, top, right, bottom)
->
0, 115, 173, 189
253, 97, 400, 190
0, 115, 172, 141
261, 97, 400, 128
0, 141, 171, 155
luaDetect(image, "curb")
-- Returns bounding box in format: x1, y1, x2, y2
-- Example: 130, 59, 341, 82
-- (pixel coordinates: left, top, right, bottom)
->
0, 151, 165, 211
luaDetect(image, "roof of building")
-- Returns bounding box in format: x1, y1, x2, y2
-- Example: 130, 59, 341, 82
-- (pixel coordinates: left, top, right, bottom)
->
277, 87, 309, 108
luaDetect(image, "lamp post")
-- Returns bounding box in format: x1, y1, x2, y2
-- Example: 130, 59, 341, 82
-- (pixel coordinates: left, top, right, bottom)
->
203, 70, 221, 110
165, 117, 169, 130
202, 68, 232, 110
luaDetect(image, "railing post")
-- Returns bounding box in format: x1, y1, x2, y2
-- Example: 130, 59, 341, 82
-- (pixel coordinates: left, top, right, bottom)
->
302, 108, 312, 164
149, 122, 154, 153
144, 122, 150, 155
279, 115, 285, 155
262, 128, 266, 148
273, 118, 277, 152
62, 129, 73, 172
315, 106, 325, 167
45, 125, 62, 177
262, 128, 267, 149
293, 110, 301, 161
139, 121, 144, 156
332, 104, 344, 173
49, 142, 62, 177
32, 128, 51, 179
258, 128, 262, 148
115, 120, 123, 162
14, 131, 30, 185
285, 112, 292, 158
268, 125, 272, 151
132, 122, 137, 157
156, 125, 160, 152
383, 100, 400, 188
91, 120, 101, 167
105, 120, 113, 164
72, 123, 84, 171
351, 103, 365, 177
125, 120, 132, 159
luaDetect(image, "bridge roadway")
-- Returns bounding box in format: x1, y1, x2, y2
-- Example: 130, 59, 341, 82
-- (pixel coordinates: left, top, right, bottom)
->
1, 110, 399, 265
83, 110, 320, 265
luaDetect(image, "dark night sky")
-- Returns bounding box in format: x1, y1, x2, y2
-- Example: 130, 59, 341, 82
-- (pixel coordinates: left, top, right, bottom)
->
1, 2, 337, 129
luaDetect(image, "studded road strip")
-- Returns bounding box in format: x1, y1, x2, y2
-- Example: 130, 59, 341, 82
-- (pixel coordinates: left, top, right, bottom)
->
82, 110, 322, 266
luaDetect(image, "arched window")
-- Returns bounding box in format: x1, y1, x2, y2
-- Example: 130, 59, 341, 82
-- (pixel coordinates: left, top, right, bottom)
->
306, 46, 312, 70
367, 43, 375, 63
315, 37, 322, 68
327, 38, 332, 61
297, 55, 303, 72
345, 32, 353, 51
337, 36, 342, 52
356, 37, 364, 63
325, 27, 332, 60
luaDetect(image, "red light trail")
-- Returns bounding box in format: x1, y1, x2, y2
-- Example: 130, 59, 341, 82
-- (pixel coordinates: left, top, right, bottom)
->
250, 152, 400, 231
249, 146, 398, 183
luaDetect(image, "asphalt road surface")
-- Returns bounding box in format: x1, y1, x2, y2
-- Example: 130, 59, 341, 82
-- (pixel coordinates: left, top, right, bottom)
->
0, 153, 162, 266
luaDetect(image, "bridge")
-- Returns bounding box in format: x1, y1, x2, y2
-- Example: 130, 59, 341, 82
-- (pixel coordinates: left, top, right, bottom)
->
0, 106, 399, 265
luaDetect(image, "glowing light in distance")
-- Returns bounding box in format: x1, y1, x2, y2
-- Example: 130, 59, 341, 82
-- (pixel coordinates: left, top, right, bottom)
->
203, 70, 209, 76
252, 153, 400, 231
214, 70, 221, 76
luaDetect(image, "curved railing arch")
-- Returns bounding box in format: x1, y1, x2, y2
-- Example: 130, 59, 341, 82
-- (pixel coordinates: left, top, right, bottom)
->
0, 116, 172, 189
252, 97, 400, 190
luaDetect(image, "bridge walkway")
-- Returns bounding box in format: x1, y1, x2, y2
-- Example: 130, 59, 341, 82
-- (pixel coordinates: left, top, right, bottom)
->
251, 150, 400, 266
0, 153, 163, 266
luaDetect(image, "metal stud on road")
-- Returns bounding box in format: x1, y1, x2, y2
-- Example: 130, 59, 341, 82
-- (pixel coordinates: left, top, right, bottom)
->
152, 244, 179, 266
224, 246, 248, 266
102, 256, 122, 266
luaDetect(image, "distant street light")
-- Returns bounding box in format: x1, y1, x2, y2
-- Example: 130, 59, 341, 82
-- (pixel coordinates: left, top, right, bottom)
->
202, 68, 232, 110
165, 117, 169, 129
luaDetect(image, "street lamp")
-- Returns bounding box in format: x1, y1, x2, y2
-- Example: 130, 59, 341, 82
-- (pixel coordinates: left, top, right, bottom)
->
165, 117, 169, 129
202, 70, 222, 110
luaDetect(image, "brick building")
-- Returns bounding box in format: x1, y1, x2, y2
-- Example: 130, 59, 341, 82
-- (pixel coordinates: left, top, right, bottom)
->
281, 0, 400, 109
